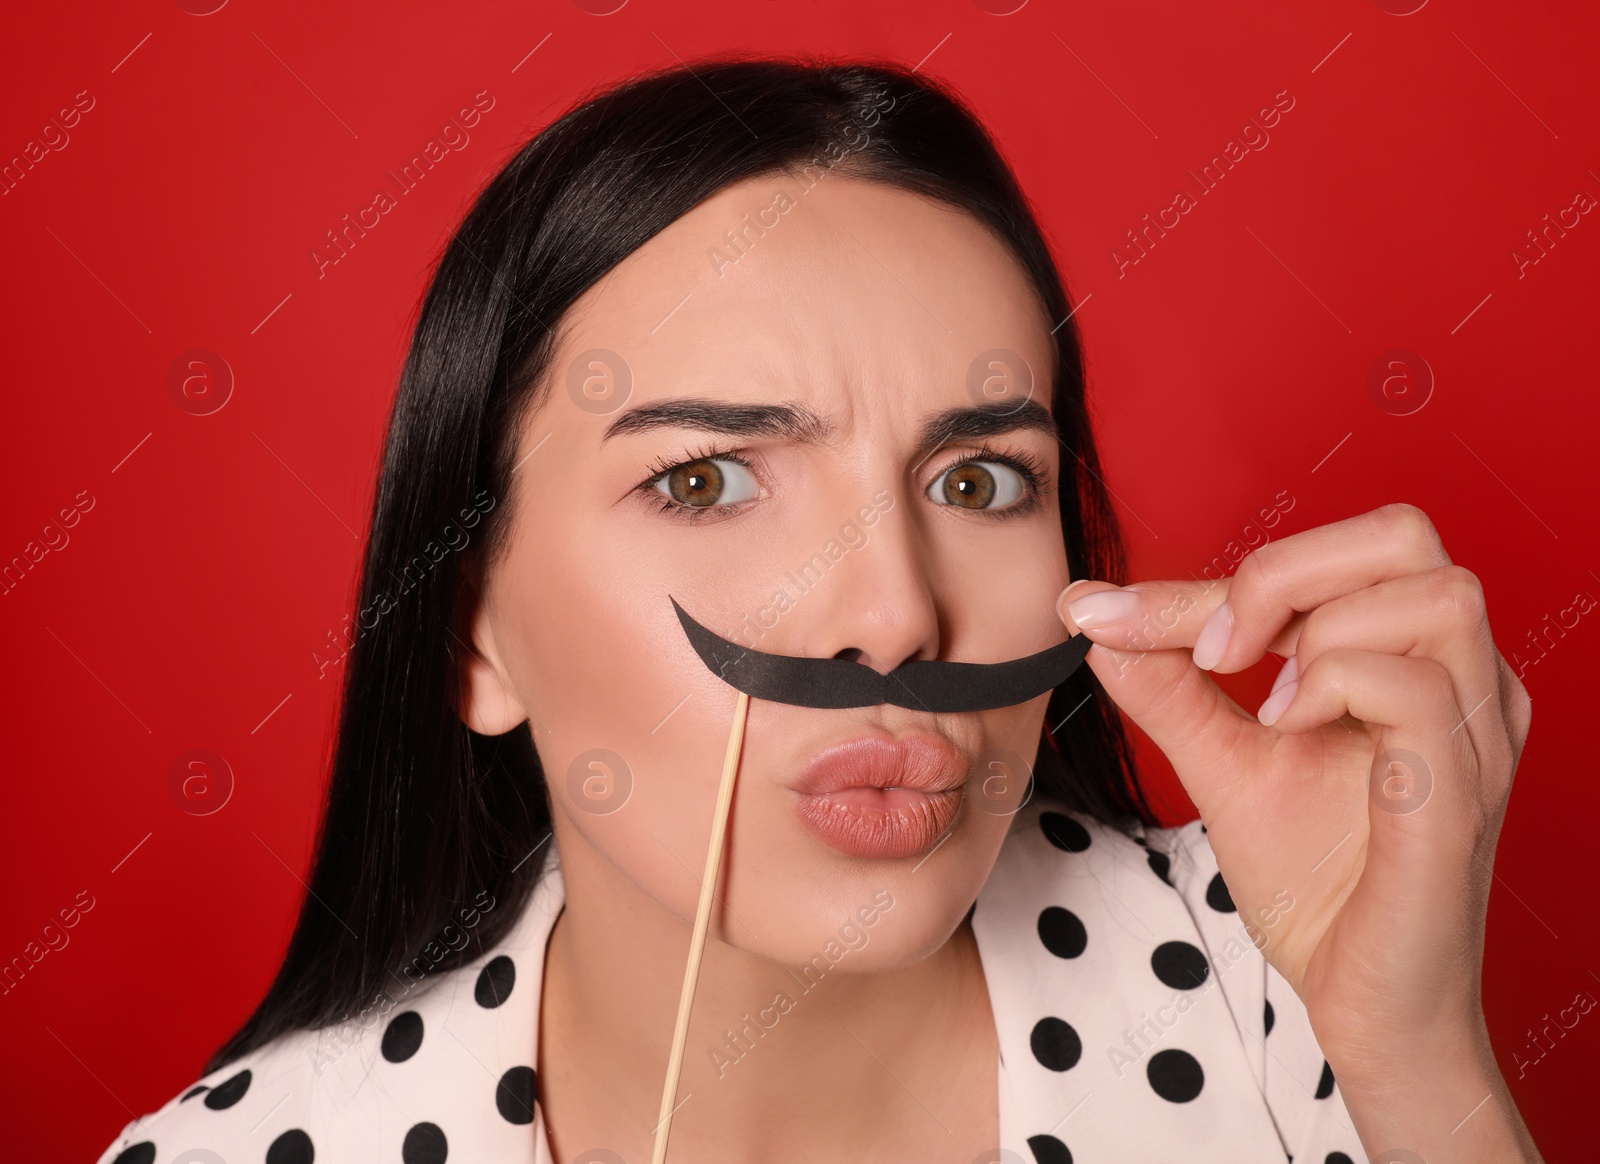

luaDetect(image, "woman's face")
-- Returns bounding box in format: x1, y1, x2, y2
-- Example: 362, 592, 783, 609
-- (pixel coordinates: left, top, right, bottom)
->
465, 173, 1071, 970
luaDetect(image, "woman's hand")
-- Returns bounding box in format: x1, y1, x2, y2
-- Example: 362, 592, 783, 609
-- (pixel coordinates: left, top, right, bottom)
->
1056, 502, 1543, 1163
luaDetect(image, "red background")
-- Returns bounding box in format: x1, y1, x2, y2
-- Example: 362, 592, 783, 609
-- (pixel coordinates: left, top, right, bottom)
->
3, 0, 1597, 1159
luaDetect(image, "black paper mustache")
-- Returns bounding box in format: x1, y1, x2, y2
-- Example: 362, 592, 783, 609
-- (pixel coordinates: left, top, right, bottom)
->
669, 595, 1092, 712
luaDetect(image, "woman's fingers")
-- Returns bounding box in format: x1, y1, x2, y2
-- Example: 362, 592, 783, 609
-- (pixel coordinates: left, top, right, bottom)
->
1262, 646, 1490, 892
1058, 503, 1455, 675
1059, 560, 1521, 796
1051, 504, 1523, 827
1207, 504, 1455, 673
1267, 645, 1461, 737
1262, 564, 1512, 779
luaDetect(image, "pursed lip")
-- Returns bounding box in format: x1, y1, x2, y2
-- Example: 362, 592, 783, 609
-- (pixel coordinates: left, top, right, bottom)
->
788, 731, 968, 797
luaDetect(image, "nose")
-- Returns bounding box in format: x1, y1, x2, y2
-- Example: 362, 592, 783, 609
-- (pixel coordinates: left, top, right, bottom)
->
800, 487, 941, 677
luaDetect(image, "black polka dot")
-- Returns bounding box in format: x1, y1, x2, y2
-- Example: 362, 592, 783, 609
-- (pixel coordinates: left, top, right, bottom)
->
1263, 999, 1275, 1036
1324, 1155, 1354, 1164
1037, 907, 1087, 959
1315, 1059, 1335, 1099
381, 1010, 425, 1062
1026, 1133, 1073, 1164
475, 954, 516, 1008
1147, 1048, 1205, 1102
111, 1145, 156, 1164
1147, 849, 1172, 886
266, 1128, 315, 1164
402, 1121, 448, 1164
1151, 940, 1210, 990
179, 1084, 208, 1102
203, 1068, 252, 1109
1029, 1016, 1083, 1072
1040, 811, 1091, 853
1205, 871, 1235, 913
496, 1065, 538, 1124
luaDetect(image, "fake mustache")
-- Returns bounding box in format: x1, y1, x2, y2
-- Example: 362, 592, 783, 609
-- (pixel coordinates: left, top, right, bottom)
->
670, 595, 1092, 712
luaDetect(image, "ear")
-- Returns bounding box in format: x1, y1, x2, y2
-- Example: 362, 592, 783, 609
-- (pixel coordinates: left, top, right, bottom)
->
455, 571, 529, 736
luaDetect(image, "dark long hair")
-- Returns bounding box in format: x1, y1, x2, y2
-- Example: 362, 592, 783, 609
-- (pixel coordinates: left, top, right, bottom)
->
208, 53, 1156, 1072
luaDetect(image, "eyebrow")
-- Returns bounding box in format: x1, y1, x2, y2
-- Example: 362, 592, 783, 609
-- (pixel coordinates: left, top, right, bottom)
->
601, 396, 1058, 460
603, 399, 833, 443
912, 399, 1057, 465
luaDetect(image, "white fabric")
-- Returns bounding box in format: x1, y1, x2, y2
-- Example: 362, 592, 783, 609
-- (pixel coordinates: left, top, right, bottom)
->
96, 797, 1368, 1163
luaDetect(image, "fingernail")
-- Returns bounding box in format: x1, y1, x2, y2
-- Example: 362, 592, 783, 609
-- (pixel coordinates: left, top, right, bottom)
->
1257, 675, 1298, 727
1066, 587, 1143, 629
1268, 653, 1299, 695
1191, 601, 1233, 671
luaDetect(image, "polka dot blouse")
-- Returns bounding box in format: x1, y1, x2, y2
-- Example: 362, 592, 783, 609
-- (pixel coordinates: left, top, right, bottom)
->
95, 797, 1370, 1163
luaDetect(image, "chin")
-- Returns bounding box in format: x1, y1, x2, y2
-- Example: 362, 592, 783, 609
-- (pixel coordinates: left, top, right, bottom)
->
722, 841, 992, 974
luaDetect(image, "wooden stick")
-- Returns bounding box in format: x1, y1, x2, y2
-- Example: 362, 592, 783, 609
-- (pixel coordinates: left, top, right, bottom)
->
650, 689, 751, 1164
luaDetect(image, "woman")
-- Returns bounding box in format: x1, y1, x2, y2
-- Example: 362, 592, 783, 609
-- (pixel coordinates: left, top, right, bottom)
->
96, 56, 1542, 1164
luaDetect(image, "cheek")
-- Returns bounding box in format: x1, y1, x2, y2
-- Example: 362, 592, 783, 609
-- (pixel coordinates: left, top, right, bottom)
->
490, 509, 739, 917
957, 693, 1049, 834
1017, 505, 1074, 595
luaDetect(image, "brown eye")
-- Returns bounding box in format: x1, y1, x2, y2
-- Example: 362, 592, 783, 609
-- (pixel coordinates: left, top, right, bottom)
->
927, 461, 1025, 510
652, 457, 759, 508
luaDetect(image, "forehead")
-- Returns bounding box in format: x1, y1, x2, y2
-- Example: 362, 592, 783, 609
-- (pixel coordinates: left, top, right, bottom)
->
545, 174, 1056, 425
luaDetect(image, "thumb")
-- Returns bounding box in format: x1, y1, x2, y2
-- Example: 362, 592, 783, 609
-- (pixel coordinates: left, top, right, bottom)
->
1056, 580, 1256, 784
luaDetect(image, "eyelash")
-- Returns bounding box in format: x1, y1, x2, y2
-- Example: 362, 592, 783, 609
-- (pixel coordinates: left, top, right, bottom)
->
634, 440, 1051, 523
